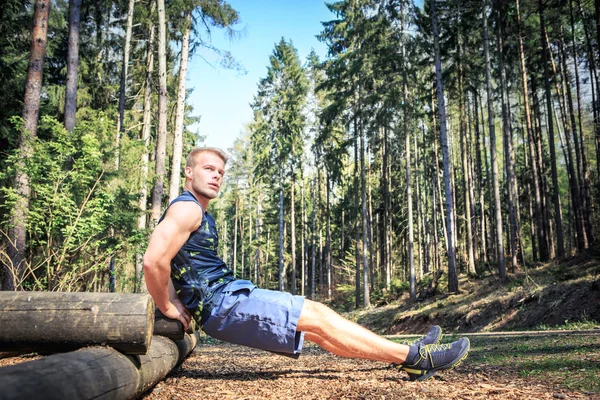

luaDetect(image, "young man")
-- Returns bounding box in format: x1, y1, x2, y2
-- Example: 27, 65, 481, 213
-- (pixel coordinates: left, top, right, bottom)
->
143, 147, 469, 382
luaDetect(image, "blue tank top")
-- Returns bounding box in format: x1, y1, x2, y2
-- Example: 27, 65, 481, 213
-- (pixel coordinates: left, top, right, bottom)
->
159, 190, 236, 323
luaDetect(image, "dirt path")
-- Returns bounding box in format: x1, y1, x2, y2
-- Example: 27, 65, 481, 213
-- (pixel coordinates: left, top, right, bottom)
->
141, 342, 596, 400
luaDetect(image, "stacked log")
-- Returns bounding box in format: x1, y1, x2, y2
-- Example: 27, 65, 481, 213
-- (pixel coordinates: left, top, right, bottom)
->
0, 291, 200, 400
0, 332, 200, 400
0, 292, 154, 354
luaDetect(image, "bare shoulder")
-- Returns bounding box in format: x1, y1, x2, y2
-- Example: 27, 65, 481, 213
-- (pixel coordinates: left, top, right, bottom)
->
163, 201, 204, 232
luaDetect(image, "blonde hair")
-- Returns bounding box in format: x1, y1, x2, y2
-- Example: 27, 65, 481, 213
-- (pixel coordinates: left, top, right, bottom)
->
186, 147, 229, 168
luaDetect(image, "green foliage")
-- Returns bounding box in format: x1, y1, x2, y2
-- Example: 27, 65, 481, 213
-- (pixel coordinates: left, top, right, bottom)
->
1, 115, 140, 291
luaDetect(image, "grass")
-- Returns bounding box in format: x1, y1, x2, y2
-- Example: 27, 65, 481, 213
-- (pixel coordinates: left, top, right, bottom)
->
392, 333, 600, 394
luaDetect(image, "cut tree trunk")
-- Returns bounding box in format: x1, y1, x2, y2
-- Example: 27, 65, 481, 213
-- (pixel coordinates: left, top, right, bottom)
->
0, 292, 154, 354
0, 332, 199, 400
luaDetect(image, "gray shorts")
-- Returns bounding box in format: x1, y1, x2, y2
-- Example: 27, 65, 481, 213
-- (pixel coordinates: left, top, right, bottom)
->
201, 280, 306, 357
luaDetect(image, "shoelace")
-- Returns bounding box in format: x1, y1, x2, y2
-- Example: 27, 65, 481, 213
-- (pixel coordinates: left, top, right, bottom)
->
422, 343, 452, 356
421, 343, 452, 367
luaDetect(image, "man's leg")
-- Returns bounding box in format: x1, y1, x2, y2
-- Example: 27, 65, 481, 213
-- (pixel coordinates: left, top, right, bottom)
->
297, 299, 410, 364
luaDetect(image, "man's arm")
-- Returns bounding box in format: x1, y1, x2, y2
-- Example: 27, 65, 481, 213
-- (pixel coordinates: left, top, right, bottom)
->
143, 201, 203, 329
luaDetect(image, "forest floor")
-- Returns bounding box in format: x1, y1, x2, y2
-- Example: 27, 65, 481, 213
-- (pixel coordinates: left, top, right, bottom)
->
139, 251, 600, 399
2, 251, 600, 399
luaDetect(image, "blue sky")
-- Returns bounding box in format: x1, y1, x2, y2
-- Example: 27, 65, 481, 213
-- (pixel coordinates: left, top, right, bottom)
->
186, 0, 335, 153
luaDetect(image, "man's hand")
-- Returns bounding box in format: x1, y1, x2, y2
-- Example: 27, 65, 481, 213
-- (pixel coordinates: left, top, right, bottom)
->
162, 298, 192, 331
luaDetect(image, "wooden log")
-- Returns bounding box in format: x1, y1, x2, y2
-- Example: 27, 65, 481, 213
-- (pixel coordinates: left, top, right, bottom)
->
0, 291, 154, 354
0, 333, 199, 400
154, 308, 198, 340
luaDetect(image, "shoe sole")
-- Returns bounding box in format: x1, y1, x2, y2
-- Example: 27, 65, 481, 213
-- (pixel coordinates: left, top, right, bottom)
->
403, 337, 470, 382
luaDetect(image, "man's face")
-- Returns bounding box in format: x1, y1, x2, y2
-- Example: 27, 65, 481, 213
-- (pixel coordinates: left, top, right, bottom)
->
186, 152, 225, 201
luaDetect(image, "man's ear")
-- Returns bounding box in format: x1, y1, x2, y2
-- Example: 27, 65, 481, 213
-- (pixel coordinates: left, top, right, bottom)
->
185, 166, 193, 179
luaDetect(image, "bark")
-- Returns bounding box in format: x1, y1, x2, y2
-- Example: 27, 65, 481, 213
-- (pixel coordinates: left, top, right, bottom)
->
326, 173, 332, 299
532, 78, 555, 258
570, 0, 595, 246
539, 0, 566, 258
64, 0, 81, 133
473, 93, 488, 264
558, 29, 587, 251
5, 0, 51, 291
403, 53, 415, 299
291, 174, 297, 295
458, 40, 475, 276
360, 123, 370, 307
301, 181, 306, 296
483, 1, 506, 279
577, 0, 600, 184
169, 12, 192, 203
431, 83, 449, 253
516, 0, 547, 261
497, 10, 521, 270
466, 96, 478, 269
0, 292, 154, 354
431, 0, 458, 292
278, 169, 284, 292
150, 0, 168, 224
311, 175, 317, 300
382, 125, 391, 291
136, 4, 155, 293
116, 0, 136, 169
233, 192, 239, 275
0, 333, 199, 400
354, 123, 361, 308
367, 143, 375, 290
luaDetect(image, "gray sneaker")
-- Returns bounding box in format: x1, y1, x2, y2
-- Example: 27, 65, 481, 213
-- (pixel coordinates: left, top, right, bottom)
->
401, 325, 443, 347
399, 337, 470, 381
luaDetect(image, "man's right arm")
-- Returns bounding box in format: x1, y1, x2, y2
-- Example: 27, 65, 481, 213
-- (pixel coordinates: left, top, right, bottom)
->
143, 201, 202, 329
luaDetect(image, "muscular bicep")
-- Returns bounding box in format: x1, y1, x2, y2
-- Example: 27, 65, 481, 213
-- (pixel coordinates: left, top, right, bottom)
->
144, 202, 203, 265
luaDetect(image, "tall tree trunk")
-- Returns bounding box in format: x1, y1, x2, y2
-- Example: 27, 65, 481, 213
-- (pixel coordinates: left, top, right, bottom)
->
354, 122, 361, 308
431, 0, 458, 292
116, 0, 135, 169
256, 192, 263, 285
431, 83, 449, 254
558, 29, 587, 251
291, 173, 297, 295
360, 122, 370, 307
169, 12, 192, 203
278, 169, 284, 291
233, 192, 239, 275
497, 9, 521, 270
311, 175, 317, 300
150, 0, 168, 224
403, 73, 415, 299
483, 1, 506, 279
458, 40, 476, 275
532, 78, 556, 258
571, 0, 595, 246
540, 0, 566, 258
382, 125, 391, 291
473, 93, 488, 264
136, 4, 155, 292
301, 180, 306, 296
326, 172, 332, 299
65, 0, 81, 133
367, 143, 375, 290
5, 0, 51, 291
578, 0, 600, 183
516, 0, 547, 261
